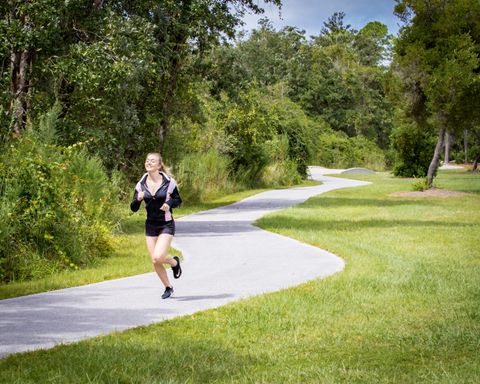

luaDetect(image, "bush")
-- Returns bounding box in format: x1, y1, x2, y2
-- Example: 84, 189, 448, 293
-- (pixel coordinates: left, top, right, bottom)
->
260, 134, 303, 187
219, 84, 317, 184
313, 130, 386, 170
165, 85, 316, 189
411, 177, 428, 191
0, 106, 119, 283
265, 84, 317, 177
391, 121, 435, 177
176, 150, 233, 203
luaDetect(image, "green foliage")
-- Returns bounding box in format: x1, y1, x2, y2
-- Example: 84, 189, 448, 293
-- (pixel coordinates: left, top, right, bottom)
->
314, 130, 386, 170
165, 83, 314, 195
0, 107, 119, 283
1, 0, 284, 173
287, 16, 394, 148
206, 16, 394, 151
393, 0, 480, 184
264, 84, 317, 177
411, 177, 429, 191
260, 135, 303, 187
48, 9, 160, 172
221, 87, 273, 182
176, 150, 233, 203
355, 21, 392, 66
391, 117, 436, 177
162, 86, 232, 165
219, 84, 319, 185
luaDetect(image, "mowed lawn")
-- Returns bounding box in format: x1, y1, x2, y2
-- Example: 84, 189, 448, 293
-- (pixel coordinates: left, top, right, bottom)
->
0, 170, 478, 383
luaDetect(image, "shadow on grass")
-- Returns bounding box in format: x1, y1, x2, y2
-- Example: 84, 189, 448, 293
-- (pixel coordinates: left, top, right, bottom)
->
258, 216, 474, 232
314, 196, 439, 208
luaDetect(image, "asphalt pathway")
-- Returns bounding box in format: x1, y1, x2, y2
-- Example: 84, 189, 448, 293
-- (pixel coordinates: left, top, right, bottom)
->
0, 167, 369, 357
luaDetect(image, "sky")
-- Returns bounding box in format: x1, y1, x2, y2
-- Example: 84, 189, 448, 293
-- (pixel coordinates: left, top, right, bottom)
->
240, 0, 403, 37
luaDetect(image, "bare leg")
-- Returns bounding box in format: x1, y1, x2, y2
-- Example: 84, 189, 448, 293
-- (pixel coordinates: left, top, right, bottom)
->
145, 235, 177, 287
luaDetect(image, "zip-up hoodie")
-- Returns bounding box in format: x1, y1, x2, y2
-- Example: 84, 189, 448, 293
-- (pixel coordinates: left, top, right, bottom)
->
130, 172, 182, 222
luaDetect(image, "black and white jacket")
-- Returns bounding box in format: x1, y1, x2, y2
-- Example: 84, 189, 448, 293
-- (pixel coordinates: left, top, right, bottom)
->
130, 172, 182, 222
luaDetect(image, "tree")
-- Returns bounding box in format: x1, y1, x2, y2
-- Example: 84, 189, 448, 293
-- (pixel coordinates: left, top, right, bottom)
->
115, 0, 282, 152
320, 11, 355, 35
355, 21, 391, 67
1, 0, 283, 173
0, 0, 107, 137
394, 0, 480, 187
289, 14, 393, 148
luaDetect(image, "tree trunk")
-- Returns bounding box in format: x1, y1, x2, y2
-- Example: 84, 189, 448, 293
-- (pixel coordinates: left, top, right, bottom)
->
427, 126, 446, 188
464, 129, 468, 164
444, 130, 451, 164
472, 153, 480, 172
9, 8, 33, 137
10, 49, 32, 136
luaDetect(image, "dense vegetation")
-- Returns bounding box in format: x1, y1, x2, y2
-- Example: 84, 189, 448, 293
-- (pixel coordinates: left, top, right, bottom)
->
0, 0, 479, 282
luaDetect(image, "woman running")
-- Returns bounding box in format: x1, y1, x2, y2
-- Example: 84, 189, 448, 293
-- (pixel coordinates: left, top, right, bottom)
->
130, 152, 182, 299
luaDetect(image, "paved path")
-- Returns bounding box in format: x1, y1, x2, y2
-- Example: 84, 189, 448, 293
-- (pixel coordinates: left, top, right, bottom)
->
0, 168, 369, 357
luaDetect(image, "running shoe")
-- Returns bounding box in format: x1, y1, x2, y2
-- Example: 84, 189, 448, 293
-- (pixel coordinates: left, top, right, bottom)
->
162, 286, 173, 299
172, 256, 182, 279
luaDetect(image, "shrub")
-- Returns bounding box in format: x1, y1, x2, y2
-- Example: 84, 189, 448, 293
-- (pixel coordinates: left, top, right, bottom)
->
391, 121, 436, 177
165, 85, 316, 189
260, 134, 303, 187
411, 178, 428, 191
220, 84, 316, 184
0, 106, 119, 283
176, 150, 233, 203
313, 130, 386, 170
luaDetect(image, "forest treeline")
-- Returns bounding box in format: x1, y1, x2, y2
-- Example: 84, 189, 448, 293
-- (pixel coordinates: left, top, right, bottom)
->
1, 0, 479, 282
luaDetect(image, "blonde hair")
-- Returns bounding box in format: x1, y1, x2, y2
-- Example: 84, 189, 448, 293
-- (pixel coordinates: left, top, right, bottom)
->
147, 152, 169, 174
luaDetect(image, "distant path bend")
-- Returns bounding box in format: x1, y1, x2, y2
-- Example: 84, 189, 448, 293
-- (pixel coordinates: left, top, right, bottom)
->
0, 167, 369, 357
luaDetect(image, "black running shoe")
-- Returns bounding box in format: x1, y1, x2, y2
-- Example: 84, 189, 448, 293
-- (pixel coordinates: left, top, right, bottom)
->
162, 286, 173, 299
172, 256, 182, 279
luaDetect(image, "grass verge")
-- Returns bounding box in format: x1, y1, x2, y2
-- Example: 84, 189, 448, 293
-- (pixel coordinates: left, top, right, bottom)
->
0, 170, 478, 383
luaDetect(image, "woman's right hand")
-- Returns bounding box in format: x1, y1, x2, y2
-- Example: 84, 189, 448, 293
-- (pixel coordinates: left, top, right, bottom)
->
137, 191, 144, 201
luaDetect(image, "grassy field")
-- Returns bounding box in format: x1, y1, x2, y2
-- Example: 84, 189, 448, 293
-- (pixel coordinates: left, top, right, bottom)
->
0, 170, 478, 383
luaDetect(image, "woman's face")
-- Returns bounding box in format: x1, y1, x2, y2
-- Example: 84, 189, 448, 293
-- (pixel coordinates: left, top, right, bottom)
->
145, 154, 161, 172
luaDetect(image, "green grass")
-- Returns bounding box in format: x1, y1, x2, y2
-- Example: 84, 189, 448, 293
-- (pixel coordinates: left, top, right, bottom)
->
0, 182, 318, 300
435, 169, 480, 193
0, 170, 478, 383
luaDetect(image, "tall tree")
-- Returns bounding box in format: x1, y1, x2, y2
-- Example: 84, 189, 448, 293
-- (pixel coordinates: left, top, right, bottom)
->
0, 0, 105, 137
115, 0, 282, 152
394, 0, 480, 187
1, 0, 282, 171
288, 13, 393, 147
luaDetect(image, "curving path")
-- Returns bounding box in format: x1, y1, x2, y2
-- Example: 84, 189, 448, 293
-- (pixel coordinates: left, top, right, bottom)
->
0, 167, 369, 357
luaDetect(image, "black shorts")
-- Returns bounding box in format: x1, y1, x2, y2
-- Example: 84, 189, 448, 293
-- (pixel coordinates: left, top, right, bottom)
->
145, 220, 175, 237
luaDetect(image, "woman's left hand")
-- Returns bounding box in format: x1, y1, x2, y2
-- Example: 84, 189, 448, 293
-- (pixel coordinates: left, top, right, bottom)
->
160, 203, 170, 212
